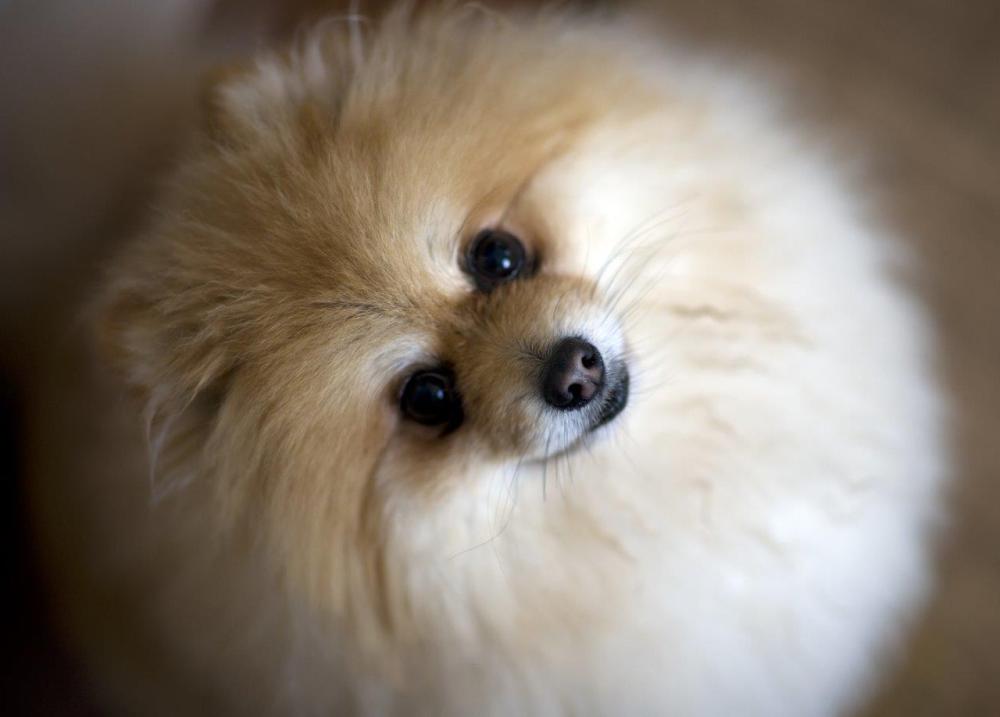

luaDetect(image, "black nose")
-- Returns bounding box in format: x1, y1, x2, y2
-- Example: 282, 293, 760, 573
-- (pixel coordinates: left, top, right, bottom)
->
541, 337, 605, 410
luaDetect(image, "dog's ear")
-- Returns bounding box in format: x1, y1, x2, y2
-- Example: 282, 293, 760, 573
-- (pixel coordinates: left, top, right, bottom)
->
199, 63, 254, 147
196, 54, 337, 155
95, 256, 233, 500
198, 61, 304, 150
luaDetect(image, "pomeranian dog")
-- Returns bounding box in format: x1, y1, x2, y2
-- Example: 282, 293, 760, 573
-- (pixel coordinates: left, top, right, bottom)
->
28, 3, 945, 715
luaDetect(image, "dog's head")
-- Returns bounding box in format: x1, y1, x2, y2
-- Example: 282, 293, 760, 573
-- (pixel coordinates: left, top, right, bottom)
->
100, 6, 689, 655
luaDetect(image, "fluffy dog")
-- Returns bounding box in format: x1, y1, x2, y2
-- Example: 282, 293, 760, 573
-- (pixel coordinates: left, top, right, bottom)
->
29, 4, 945, 715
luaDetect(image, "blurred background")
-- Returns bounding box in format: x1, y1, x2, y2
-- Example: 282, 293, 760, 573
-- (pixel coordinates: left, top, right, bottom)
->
2, 1, 997, 714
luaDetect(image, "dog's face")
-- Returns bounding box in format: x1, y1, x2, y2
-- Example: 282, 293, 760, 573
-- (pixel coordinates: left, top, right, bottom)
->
102, 8, 686, 654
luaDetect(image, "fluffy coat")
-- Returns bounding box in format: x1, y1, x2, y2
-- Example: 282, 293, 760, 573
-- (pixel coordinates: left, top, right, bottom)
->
30, 5, 945, 715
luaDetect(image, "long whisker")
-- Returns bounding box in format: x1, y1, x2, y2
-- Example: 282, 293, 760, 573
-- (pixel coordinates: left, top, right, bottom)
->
541, 431, 553, 502
593, 205, 687, 289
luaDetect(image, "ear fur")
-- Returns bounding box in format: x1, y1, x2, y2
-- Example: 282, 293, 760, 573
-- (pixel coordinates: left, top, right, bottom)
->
199, 63, 254, 147
195, 19, 352, 153
95, 274, 233, 500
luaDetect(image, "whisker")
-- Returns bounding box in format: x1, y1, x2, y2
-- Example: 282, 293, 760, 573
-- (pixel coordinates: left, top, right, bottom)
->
594, 205, 687, 288
541, 432, 553, 501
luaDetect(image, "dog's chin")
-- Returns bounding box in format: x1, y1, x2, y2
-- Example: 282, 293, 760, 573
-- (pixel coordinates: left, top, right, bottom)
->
591, 369, 630, 430
535, 366, 630, 463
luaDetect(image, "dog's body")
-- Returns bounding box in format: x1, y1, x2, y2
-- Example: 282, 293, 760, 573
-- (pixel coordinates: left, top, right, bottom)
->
29, 5, 945, 715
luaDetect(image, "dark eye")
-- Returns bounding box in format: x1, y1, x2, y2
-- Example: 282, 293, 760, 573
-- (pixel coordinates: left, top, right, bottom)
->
466, 229, 527, 290
400, 369, 463, 431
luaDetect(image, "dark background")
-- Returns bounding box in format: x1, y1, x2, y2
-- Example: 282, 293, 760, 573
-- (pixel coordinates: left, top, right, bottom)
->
2, 1, 998, 714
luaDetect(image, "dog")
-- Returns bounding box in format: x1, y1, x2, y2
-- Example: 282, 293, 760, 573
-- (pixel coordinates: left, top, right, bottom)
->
28, 4, 946, 715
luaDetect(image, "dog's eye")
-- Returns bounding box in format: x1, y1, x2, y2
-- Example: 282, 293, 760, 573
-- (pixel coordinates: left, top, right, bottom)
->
400, 369, 463, 430
466, 229, 527, 290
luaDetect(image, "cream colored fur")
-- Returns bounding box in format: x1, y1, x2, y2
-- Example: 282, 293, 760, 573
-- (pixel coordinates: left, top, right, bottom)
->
30, 5, 945, 716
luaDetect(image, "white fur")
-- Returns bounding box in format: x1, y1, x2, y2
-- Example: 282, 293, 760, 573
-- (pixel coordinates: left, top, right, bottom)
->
348, 57, 945, 717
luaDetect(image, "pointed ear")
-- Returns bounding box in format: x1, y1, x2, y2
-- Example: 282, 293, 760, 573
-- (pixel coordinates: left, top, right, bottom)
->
94, 270, 232, 499
96, 269, 233, 401
198, 57, 339, 158
198, 62, 256, 147
198, 63, 289, 148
